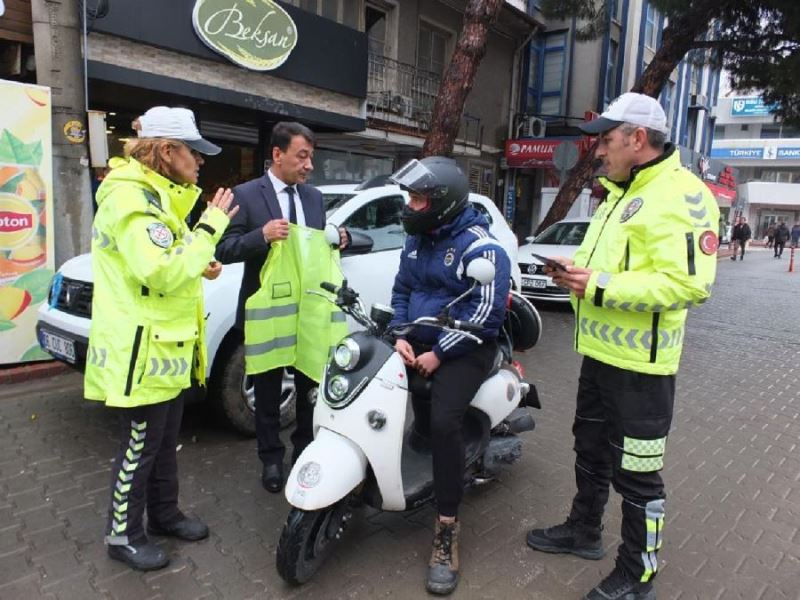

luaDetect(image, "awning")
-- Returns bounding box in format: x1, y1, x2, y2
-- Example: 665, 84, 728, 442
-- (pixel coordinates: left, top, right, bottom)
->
704, 181, 736, 207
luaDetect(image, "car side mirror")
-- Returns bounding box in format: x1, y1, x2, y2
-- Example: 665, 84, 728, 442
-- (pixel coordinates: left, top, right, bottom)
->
341, 231, 374, 256
324, 223, 341, 247
466, 257, 495, 285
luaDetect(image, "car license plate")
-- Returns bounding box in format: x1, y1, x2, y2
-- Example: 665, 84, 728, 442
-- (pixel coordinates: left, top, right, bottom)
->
522, 277, 547, 289
40, 330, 76, 363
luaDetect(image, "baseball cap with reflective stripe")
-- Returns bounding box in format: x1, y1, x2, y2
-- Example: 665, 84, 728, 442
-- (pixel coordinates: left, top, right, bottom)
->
579, 92, 670, 136
137, 106, 221, 155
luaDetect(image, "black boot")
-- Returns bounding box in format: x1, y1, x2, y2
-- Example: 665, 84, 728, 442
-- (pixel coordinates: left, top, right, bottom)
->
526, 517, 604, 560
583, 564, 656, 600
148, 515, 209, 541
426, 519, 460, 595
107, 539, 169, 571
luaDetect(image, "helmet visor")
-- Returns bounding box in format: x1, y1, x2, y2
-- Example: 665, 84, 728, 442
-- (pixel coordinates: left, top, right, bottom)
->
389, 159, 447, 198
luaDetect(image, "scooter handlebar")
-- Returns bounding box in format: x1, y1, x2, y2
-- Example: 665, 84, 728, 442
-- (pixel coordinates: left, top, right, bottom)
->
320, 281, 338, 294
452, 320, 484, 333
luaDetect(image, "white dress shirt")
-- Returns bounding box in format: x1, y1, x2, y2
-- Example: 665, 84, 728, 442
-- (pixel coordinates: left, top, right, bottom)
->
267, 169, 306, 226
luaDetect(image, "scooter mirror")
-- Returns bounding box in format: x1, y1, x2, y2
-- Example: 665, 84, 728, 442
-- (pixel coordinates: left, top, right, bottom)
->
466, 257, 495, 285
324, 223, 341, 247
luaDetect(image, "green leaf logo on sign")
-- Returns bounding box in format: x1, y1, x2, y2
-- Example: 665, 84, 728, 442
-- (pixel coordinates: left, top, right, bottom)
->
192, 0, 298, 71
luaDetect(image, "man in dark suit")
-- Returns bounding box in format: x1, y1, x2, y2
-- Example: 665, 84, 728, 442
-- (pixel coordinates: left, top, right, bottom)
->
216, 121, 346, 493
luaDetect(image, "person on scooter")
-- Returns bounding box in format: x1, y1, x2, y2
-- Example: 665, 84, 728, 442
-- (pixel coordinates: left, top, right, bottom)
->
388, 156, 511, 595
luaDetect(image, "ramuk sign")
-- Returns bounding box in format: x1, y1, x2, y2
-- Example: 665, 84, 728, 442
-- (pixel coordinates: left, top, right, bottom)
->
192, 0, 298, 71
504, 138, 592, 168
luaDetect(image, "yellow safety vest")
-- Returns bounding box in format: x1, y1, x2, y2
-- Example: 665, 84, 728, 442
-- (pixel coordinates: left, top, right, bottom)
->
244, 224, 347, 381
84, 157, 229, 407
571, 148, 719, 375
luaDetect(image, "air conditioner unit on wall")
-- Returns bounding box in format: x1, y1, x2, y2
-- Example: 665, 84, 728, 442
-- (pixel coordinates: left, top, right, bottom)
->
390, 94, 414, 119
524, 116, 546, 138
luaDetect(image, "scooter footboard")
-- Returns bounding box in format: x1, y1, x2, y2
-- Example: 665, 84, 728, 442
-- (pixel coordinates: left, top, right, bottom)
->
284, 428, 368, 511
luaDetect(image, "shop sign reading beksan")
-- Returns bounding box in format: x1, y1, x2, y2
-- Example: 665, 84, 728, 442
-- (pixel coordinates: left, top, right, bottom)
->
192, 0, 298, 71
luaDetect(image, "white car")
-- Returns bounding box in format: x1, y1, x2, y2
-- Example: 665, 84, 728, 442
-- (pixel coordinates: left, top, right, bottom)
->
518, 217, 590, 302
37, 184, 521, 435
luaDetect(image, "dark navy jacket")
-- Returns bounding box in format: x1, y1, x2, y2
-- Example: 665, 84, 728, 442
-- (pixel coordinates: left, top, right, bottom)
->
389, 206, 511, 361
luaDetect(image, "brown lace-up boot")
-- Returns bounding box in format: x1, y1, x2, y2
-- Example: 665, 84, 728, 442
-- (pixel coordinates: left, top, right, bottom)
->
426, 518, 460, 595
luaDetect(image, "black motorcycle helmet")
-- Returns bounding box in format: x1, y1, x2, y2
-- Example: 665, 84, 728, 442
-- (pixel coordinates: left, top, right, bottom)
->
389, 156, 469, 235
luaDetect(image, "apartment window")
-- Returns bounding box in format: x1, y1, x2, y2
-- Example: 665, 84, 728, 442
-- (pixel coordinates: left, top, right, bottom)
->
525, 32, 567, 116
644, 4, 659, 50
417, 22, 449, 76
289, 0, 358, 28
366, 6, 387, 57
761, 124, 781, 139
662, 80, 675, 126
605, 40, 618, 104
713, 125, 725, 140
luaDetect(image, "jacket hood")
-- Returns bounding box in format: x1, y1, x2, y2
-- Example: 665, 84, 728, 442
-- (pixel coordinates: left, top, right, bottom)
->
96, 157, 201, 221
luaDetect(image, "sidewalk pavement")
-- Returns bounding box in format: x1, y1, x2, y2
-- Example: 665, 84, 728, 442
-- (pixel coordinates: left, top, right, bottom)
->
0, 250, 797, 599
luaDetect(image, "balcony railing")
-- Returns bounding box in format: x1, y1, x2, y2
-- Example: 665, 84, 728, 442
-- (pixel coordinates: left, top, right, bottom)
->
366, 53, 482, 148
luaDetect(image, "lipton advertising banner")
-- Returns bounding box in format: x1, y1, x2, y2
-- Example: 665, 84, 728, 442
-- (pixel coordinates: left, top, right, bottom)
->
0, 79, 54, 365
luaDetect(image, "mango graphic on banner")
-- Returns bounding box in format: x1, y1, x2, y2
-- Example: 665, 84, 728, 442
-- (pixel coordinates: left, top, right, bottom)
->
0, 286, 31, 321
0, 79, 54, 364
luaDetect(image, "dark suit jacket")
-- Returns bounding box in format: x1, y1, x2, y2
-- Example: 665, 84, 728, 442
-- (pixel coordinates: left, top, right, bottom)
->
216, 173, 325, 330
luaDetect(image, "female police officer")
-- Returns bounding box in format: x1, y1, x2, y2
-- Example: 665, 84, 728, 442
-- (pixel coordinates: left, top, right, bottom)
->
84, 106, 237, 571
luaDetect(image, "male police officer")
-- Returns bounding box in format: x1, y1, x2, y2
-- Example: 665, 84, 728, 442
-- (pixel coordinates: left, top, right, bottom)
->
525, 93, 719, 600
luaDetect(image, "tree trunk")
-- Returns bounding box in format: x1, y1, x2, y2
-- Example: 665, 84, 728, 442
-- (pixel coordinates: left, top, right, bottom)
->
534, 1, 720, 234
422, 0, 503, 157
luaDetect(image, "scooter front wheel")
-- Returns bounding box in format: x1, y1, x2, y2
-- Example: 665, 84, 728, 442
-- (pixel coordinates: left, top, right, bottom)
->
276, 496, 353, 585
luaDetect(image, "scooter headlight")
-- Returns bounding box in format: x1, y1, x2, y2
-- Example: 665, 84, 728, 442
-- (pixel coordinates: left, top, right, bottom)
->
333, 338, 361, 371
327, 375, 350, 401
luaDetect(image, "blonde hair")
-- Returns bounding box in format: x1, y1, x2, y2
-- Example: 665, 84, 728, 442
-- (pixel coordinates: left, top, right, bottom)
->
124, 118, 185, 180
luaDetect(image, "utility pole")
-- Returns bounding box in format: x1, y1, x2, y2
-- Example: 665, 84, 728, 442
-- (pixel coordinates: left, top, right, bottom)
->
31, 0, 93, 267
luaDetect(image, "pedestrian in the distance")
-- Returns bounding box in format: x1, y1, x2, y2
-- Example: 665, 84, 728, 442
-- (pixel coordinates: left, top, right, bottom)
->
774, 220, 790, 258
525, 93, 719, 600
731, 217, 751, 261
766, 224, 775, 249
85, 106, 237, 571
790, 221, 800, 248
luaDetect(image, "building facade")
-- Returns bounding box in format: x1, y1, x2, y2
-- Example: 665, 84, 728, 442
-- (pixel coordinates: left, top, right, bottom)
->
711, 95, 800, 238
503, 0, 729, 239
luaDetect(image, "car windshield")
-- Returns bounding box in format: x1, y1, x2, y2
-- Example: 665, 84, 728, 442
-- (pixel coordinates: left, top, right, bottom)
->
322, 192, 356, 212
533, 221, 589, 245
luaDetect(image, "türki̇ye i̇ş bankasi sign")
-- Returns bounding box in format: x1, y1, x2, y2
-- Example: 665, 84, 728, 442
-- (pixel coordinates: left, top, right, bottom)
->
192, 0, 298, 71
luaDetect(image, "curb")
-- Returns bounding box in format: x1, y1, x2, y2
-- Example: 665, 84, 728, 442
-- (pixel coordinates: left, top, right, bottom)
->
0, 361, 71, 385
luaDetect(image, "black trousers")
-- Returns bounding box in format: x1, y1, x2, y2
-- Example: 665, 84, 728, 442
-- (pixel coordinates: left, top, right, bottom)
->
411, 341, 498, 518
253, 367, 316, 467
105, 391, 186, 546
774, 240, 786, 256
568, 357, 675, 582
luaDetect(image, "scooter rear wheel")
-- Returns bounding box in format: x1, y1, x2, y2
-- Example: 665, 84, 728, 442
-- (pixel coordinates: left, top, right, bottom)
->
276, 496, 353, 585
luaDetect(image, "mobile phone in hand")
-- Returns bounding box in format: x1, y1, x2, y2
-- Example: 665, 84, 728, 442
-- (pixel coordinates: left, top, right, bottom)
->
530, 253, 567, 272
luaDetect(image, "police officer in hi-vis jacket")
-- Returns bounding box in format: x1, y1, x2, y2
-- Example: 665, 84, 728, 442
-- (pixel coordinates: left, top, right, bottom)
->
85, 106, 237, 571
525, 93, 719, 600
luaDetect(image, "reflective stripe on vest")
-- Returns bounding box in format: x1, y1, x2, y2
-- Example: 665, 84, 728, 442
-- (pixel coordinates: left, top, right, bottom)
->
244, 224, 347, 381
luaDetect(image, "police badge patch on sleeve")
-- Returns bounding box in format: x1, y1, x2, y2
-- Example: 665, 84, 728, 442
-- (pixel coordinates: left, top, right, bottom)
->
147, 223, 174, 248
619, 198, 644, 222
698, 230, 719, 255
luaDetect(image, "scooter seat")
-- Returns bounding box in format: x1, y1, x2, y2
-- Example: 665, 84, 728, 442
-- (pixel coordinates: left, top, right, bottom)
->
407, 347, 505, 400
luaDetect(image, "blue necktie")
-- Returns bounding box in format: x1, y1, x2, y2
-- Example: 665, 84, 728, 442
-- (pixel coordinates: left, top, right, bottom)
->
286, 186, 297, 225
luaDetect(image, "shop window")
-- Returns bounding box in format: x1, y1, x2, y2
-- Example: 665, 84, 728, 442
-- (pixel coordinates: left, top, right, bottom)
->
343, 196, 406, 252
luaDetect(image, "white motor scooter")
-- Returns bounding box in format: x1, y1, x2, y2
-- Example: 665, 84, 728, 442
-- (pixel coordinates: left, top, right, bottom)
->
276, 256, 542, 585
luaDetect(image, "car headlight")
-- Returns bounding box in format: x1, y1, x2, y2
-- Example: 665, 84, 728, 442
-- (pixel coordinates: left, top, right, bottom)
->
327, 375, 350, 401
333, 338, 361, 371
